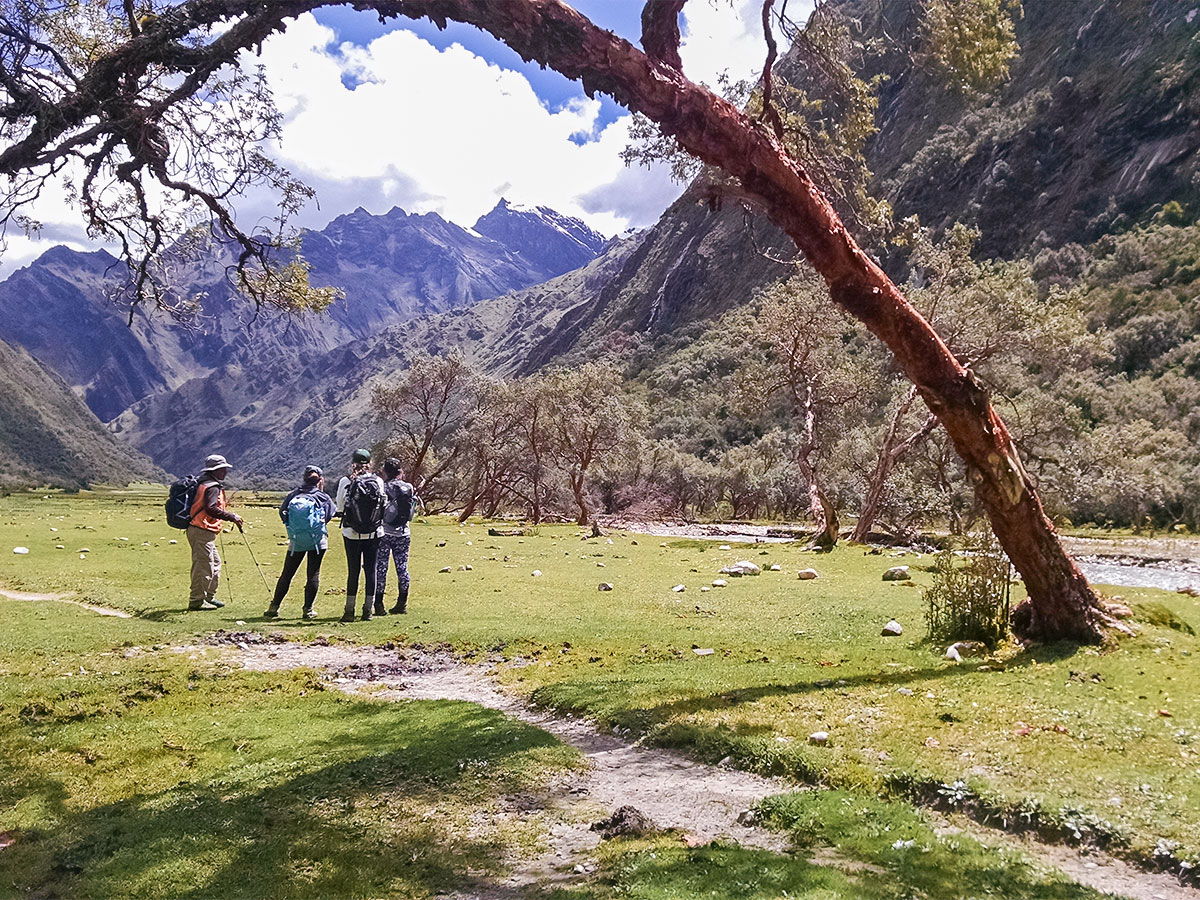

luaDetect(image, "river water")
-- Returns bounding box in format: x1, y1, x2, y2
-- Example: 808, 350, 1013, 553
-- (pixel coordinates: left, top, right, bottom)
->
617, 522, 1200, 593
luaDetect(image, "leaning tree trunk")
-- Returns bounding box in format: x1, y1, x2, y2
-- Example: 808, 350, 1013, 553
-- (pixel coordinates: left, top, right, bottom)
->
395, 0, 1120, 642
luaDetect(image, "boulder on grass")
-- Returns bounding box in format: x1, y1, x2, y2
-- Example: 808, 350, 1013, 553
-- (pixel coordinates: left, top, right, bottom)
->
881, 619, 903, 636
720, 560, 761, 576
797, 568, 819, 580
882, 566, 910, 581
598, 583, 613, 592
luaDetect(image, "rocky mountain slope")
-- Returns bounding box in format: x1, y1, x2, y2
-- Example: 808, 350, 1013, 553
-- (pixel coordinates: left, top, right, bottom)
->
113, 238, 641, 481
0, 200, 606, 424
0, 339, 162, 489
860, 0, 1200, 258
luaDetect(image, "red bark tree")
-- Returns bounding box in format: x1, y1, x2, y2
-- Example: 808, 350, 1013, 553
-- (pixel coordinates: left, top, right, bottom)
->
0, 0, 1123, 641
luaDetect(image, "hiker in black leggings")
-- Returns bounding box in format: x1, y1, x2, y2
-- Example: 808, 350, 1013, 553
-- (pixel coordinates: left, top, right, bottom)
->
265, 465, 335, 620
334, 449, 387, 622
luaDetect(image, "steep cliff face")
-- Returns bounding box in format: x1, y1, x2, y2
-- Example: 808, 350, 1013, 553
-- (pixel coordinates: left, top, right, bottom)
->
0, 338, 162, 488
0, 201, 606, 425
861, 0, 1200, 257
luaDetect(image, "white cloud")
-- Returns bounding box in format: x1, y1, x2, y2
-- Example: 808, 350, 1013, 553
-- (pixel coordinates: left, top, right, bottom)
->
255, 16, 681, 237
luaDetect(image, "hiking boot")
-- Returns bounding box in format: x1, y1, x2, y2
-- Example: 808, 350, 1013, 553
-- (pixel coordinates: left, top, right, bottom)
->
263, 606, 280, 619
302, 607, 317, 620
188, 600, 219, 611
389, 589, 408, 615
360, 604, 373, 622
340, 598, 356, 624
373, 595, 387, 617
207, 598, 225, 608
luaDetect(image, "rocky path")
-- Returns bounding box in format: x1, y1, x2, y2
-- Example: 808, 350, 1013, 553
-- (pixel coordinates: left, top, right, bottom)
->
0, 587, 131, 617
217, 636, 1200, 900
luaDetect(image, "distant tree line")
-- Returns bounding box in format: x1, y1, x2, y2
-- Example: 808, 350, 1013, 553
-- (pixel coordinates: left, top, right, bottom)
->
372, 214, 1200, 539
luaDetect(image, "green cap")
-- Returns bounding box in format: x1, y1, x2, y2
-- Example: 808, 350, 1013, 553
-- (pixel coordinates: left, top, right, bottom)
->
351, 448, 371, 463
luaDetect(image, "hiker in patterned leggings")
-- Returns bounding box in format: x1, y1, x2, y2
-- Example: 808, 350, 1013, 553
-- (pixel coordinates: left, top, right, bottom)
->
375, 457, 417, 615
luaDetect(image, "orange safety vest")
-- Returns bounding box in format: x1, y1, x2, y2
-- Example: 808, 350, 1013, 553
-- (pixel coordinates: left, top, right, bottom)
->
189, 481, 227, 532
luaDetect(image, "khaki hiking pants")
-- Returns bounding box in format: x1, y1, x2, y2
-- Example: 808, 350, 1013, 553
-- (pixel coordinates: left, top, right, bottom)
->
187, 525, 221, 604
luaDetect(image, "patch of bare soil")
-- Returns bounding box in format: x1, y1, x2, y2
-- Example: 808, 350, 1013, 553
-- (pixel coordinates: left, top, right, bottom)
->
223, 638, 1200, 900
0, 587, 131, 618
933, 813, 1200, 900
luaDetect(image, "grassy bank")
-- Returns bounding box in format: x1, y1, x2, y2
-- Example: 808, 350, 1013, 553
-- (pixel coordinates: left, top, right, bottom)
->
2, 489, 1197, 896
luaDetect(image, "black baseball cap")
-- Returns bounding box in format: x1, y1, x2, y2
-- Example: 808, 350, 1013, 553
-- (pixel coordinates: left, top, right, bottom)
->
303, 464, 323, 477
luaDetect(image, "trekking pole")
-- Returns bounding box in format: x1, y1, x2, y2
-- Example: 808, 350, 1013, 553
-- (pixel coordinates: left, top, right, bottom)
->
240, 529, 273, 594
218, 530, 235, 606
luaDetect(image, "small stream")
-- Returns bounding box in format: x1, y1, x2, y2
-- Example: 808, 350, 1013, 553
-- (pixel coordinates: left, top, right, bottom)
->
617, 523, 1200, 593
1076, 560, 1200, 593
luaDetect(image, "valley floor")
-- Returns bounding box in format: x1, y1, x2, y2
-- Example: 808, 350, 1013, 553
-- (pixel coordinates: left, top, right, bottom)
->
2, 489, 1199, 898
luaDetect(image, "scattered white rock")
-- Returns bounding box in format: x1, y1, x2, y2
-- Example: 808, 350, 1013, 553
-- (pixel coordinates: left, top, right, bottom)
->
597, 561, 606, 567
945, 645, 962, 662
606, 538, 614, 545
439, 566, 452, 573
532, 570, 543, 577
169, 539, 178, 545
882, 565, 910, 581
12, 547, 29, 555
718, 544, 732, 551
55, 544, 64, 549
437, 540, 447, 547
692, 647, 714, 656
897, 688, 914, 696
598, 583, 613, 592
712, 579, 727, 587
809, 731, 830, 745
769, 563, 782, 572
720, 560, 761, 576
79, 547, 91, 553
79, 554, 86, 560
881, 619, 904, 636
118, 537, 129, 542
797, 568, 819, 580
659, 542, 667, 547
49, 527, 57, 532
672, 584, 686, 592
700, 586, 711, 593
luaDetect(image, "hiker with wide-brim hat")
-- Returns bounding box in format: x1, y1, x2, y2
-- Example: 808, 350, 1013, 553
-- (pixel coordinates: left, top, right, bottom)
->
334, 449, 387, 623
187, 454, 243, 611
266, 465, 336, 620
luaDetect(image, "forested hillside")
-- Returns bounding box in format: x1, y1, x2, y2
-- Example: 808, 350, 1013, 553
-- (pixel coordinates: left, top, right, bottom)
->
0, 339, 161, 489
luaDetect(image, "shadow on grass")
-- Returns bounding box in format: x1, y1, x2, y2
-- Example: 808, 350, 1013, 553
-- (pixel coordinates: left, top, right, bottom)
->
540, 638, 1094, 732
1, 698, 568, 900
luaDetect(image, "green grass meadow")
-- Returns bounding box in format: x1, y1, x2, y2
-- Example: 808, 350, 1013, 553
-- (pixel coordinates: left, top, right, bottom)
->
1, 488, 1198, 897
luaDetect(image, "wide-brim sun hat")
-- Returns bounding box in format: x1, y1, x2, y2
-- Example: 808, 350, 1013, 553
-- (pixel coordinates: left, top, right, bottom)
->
203, 454, 232, 472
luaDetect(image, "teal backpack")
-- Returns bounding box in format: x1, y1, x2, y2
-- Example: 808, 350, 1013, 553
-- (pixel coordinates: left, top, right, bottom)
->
285, 493, 326, 551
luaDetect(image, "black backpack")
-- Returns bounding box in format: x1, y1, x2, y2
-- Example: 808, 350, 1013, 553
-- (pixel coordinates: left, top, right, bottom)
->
343, 475, 386, 533
165, 475, 200, 529
384, 481, 415, 527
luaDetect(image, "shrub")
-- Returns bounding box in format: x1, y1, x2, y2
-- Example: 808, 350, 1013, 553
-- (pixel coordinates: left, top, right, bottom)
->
923, 530, 1012, 647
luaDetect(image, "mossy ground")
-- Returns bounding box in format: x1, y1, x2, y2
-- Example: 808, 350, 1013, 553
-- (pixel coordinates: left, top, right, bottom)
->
1, 488, 1197, 897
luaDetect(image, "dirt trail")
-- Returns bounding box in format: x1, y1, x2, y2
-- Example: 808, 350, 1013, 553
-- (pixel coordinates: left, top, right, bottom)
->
0, 587, 131, 618
222, 638, 1199, 900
